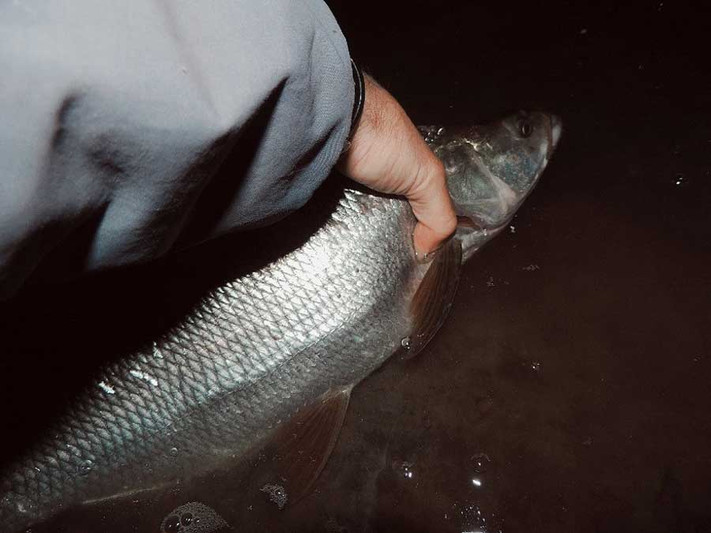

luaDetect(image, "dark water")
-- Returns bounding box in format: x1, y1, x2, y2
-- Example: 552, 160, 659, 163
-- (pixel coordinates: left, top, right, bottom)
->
1, 0, 710, 531
322, 1, 711, 530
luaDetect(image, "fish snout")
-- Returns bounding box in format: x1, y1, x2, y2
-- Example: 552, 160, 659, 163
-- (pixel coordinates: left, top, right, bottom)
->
548, 114, 563, 156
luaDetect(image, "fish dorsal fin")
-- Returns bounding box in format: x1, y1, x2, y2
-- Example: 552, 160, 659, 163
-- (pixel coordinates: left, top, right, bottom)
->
250, 387, 351, 509
405, 237, 463, 358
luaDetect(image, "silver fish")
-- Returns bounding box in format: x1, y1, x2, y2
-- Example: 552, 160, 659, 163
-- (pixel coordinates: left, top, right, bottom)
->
0, 111, 561, 532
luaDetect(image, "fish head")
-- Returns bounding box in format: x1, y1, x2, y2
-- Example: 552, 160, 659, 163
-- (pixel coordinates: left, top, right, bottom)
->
433, 111, 562, 260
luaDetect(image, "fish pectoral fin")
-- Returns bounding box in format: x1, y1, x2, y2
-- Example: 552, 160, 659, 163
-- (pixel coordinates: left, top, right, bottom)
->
251, 387, 351, 508
406, 237, 462, 358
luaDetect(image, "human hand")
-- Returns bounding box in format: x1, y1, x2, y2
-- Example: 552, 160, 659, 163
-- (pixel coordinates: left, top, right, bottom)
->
337, 75, 457, 259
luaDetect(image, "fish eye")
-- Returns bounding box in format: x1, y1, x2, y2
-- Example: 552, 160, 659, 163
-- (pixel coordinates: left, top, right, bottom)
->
518, 120, 533, 138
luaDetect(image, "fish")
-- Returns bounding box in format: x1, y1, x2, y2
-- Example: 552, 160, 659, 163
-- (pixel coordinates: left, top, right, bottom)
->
0, 111, 561, 532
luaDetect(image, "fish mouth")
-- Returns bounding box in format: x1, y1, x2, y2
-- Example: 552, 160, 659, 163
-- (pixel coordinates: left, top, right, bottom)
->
456, 215, 508, 236
455, 214, 509, 261
456, 215, 484, 231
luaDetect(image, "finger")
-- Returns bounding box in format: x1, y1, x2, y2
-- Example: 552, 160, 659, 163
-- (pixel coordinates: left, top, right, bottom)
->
407, 156, 457, 256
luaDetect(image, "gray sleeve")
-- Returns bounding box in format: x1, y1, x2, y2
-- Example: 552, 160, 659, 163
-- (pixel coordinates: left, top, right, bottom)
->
0, 0, 353, 296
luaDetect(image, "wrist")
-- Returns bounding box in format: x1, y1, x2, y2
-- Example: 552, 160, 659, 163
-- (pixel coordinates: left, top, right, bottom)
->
348, 60, 366, 138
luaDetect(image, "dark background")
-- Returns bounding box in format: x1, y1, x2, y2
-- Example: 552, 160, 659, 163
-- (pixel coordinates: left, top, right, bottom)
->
1, 0, 710, 532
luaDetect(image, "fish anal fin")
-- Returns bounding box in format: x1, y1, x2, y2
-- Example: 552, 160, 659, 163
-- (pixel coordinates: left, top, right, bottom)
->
252, 387, 351, 508
406, 238, 462, 358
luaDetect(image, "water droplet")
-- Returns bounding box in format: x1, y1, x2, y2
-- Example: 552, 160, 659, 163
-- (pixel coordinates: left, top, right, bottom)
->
673, 173, 688, 187
471, 477, 483, 487
162, 501, 227, 532
509, 225, 516, 233
169, 447, 179, 457
400, 337, 411, 350
261, 483, 288, 510
471, 453, 491, 474
392, 460, 415, 479
164, 515, 180, 532
460, 503, 487, 529
531, 361, 541, 372
78, 460, 93, 476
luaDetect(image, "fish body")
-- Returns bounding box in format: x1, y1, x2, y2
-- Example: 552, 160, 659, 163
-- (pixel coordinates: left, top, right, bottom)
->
0, 112, 561, 531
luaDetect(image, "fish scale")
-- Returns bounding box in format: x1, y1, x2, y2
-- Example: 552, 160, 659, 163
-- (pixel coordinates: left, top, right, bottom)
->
0, 112, 561, 531
0, 188, 417, 529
